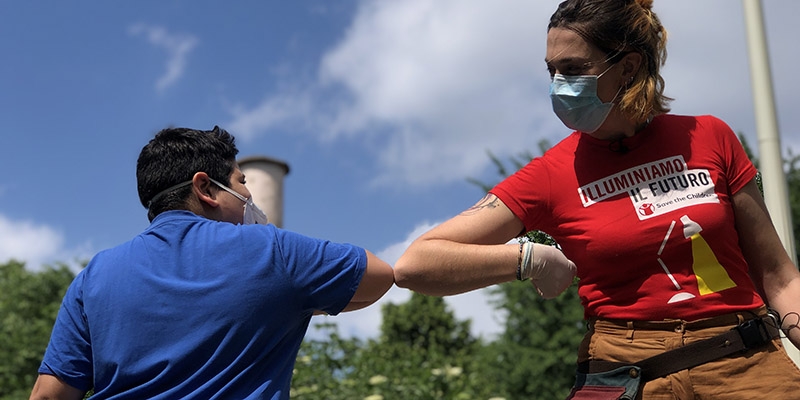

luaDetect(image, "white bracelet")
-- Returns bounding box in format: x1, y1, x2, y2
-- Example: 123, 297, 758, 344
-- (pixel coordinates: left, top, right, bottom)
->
520, 242, 534, 280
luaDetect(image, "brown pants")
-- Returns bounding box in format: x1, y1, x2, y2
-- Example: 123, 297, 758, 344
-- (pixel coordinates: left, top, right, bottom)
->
577, 308, 800, 399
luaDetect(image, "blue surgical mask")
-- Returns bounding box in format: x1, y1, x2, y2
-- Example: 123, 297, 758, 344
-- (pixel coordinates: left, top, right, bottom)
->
549, 64, 620, 133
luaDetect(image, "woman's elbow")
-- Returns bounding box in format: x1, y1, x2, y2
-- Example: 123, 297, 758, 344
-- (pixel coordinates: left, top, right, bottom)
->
393, 255, 421, 290
394, 256, 444, 296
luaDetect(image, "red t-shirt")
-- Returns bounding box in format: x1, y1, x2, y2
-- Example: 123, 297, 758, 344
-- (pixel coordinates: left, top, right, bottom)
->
491, 114, 762, 320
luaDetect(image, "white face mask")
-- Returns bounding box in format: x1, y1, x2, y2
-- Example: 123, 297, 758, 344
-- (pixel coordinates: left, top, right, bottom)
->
209, 178, 269, 225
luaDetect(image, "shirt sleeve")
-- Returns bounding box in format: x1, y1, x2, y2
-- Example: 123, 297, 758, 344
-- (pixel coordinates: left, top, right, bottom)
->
38, 270, 94, 391
707, 115, 758, 195
490, 156, 553, 233
274, 229, 367, 315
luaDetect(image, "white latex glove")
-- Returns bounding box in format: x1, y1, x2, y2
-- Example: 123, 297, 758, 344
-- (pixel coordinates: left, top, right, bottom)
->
520, 242, 577, 299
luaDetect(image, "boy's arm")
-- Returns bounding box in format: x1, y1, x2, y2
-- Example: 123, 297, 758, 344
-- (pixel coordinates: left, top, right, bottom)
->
342, 250, 394, 312
30, 374, 86, 400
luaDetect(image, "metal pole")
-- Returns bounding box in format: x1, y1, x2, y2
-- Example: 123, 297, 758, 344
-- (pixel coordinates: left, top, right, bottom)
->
742, 0, 799, 366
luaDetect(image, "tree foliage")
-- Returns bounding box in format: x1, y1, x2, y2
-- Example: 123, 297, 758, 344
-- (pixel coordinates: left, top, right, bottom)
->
4, 136, 800, 400
466, 142, 584, 399
366, 293, 488, 399
289, 322, 365, 399
739, 134, 800, 262
787, 150, 800, 261
292, 293, 498, 399
0, 261, 76, 400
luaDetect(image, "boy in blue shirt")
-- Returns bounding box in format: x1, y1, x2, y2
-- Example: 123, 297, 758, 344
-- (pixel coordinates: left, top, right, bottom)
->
31, 126, 394, 399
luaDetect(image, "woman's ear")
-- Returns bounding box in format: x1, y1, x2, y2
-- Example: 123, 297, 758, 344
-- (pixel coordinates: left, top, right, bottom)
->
621, 51, 643, 82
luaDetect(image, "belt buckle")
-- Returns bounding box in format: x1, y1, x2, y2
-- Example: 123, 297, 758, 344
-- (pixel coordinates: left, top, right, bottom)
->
765, 308, 781, 329
734, 317, 770, 350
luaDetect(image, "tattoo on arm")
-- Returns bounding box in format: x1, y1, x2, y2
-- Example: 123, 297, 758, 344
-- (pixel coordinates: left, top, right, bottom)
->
460, 194, 500, 216
781, 312, 800, 333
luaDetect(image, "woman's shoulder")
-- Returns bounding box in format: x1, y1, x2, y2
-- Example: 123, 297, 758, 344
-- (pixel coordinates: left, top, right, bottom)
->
653, 114, 735, 141
656, 113, 729, 127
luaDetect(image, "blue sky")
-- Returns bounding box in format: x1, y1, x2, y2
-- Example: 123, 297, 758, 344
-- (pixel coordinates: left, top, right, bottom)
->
2, 0, 799, 340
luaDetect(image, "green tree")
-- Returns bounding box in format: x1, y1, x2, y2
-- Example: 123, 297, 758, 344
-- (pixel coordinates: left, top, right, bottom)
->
290, 322, 366, 399
739, 134, 800, 262
292, 293, 497, 400
786, 149, 800, 262
481, 282, 583, 399
468, 142, 585, 399
363, 293, 486, 400
0, 261, 76, 400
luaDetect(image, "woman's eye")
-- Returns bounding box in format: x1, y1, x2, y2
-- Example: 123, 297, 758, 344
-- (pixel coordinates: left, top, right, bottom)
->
565, 65, 586, 75
548, 64, 583, 77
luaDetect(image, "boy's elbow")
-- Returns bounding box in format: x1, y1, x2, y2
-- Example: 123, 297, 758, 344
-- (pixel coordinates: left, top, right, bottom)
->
367, 264, 395, 301
352, 252, 394, 304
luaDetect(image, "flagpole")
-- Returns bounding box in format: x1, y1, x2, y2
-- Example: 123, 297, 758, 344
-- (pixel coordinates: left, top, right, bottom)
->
742, 0, 799, 366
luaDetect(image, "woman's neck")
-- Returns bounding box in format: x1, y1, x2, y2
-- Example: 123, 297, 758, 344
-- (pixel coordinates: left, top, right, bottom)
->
587, 114, 652, 141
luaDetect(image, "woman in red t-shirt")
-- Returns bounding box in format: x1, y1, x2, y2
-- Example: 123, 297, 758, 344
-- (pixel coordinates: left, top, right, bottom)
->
395, 0, 800, 398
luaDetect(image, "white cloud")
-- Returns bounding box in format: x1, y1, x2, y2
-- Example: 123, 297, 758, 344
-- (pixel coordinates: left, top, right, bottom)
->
226, 90, 314, 142
317, 0, 562, 186
375, 221, 437, 264
307, 220, 505, 341
128, 23, 198, 93
228, 1, 562, 187
227, 0, 800, 189
652, 2, 800, 156
0, 215, 90, 271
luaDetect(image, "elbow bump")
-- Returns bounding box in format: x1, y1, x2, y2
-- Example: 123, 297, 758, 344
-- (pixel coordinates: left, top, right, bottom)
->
392, 264, 416, 290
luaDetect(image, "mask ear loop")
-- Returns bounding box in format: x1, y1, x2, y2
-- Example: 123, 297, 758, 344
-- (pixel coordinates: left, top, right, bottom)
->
595, 64, 625, 107
596, 61, 617, 79
147, 180, 193, 210
610, 83, 625, 104
596, 60, 629, 106
208, 178, 248, 203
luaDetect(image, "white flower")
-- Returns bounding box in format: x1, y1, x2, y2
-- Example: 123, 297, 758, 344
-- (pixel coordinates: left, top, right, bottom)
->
369, 375, 388, 385
291, 385, 319, 396
297, 355, 312, 365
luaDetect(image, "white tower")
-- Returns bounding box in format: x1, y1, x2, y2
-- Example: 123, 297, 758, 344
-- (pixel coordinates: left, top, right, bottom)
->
238, 156, 290, 228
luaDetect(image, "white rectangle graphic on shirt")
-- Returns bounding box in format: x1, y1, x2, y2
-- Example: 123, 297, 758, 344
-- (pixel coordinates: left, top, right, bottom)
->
628, 168, 718, 220
577, 155, 719, 220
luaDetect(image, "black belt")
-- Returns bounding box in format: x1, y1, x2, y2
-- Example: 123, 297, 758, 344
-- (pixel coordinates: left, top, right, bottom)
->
577, 314, 781, 383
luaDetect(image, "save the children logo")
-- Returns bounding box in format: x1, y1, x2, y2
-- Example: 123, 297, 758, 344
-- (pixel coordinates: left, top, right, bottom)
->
577, 155, 719, 219
638, 203, 655, 216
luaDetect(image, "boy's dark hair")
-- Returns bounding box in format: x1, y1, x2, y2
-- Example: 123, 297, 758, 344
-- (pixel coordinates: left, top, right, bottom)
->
137, 126, 239, 221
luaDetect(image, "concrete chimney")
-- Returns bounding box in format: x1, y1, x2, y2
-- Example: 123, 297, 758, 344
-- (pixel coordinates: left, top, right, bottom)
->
238, 156, 290, 228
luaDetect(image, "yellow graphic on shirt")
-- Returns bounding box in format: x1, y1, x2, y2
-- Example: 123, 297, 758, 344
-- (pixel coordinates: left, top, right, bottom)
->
681, 215, 737, 295
659, 216, 738, 304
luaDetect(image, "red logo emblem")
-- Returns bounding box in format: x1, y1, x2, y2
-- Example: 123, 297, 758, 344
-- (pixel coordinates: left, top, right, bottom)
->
639, 203, 654, 216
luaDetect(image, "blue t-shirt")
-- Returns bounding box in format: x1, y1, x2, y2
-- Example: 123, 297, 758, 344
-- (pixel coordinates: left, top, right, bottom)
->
39, 210, 367, 399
